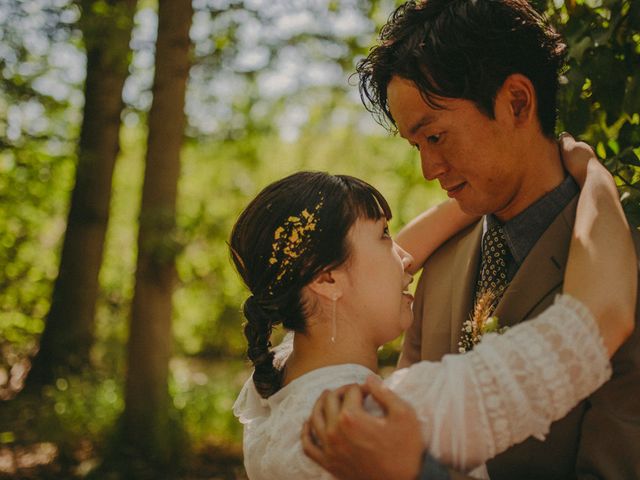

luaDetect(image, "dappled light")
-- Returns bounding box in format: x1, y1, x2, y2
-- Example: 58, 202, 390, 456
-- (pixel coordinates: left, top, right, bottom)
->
0, 443, 59, 476
1, 0, 638, 478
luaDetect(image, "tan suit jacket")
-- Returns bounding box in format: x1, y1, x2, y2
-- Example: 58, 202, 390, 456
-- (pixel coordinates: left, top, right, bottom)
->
400, 197, 640, 479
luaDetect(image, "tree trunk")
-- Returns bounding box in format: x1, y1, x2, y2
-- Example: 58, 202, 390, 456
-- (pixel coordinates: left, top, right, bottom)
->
122, 0, 193, 467
25, 0, 137, 390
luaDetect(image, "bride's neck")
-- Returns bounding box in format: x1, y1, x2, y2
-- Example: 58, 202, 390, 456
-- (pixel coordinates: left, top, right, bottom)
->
283, 327, 379, 386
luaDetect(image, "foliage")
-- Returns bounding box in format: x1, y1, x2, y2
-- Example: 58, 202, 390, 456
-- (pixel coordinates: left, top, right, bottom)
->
0, 1, 638, 476
0, 0, 81, 397
549, 0, 640, 224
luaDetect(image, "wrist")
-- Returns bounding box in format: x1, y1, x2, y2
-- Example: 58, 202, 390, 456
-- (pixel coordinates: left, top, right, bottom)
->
583, 161, 617, 196
395, 450, 423, 480
416, 451, 450, 480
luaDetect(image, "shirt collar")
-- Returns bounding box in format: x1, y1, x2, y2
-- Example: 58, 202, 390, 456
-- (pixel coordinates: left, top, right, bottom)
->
484, 175, 579, 265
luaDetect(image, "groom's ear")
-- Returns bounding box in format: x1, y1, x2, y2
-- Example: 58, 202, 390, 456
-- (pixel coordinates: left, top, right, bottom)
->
501, 73, 536, 128
307, 269, 344, 301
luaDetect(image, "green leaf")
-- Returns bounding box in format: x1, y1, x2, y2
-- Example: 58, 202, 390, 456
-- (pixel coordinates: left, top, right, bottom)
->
622, 192, 640, 228
582, 47, 627, 122
569, 36, 592, 62
619, 148, 640, 167
563, 97, 592, 134
618, 121, 640, 148
557, 65, 591, 134
623, 75, 640, 117
629, 0, 640, 31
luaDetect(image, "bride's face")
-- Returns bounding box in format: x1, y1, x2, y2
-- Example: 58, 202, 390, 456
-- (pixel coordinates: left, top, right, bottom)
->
339, 217, 415, 345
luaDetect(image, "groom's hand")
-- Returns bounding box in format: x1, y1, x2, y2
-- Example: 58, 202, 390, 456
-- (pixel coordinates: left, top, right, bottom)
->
301, 375, 424, 480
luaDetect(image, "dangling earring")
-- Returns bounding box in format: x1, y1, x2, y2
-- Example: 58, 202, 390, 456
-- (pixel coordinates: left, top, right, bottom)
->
331, 294, 338, 343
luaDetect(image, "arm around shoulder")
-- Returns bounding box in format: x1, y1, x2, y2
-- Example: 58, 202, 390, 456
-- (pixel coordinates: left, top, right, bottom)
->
560, 135, 636, 356
560, 134, 640, 478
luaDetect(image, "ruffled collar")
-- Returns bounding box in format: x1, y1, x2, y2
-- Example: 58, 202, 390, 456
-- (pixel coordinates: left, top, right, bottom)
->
233, 333, 374, 424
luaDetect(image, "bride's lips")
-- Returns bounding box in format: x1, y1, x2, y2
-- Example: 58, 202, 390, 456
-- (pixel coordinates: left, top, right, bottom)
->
444, 182, 466, 198
402, 277, 414, 302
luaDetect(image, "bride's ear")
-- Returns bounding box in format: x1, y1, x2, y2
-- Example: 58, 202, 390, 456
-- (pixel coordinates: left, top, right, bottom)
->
307, 269, 344, 301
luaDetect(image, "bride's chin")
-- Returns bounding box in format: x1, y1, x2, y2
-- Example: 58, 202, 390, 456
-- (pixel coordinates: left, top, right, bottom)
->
400, 312, 413, 331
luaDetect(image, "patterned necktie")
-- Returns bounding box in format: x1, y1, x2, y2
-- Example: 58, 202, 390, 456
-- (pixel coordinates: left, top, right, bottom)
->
476, 224, 511, 305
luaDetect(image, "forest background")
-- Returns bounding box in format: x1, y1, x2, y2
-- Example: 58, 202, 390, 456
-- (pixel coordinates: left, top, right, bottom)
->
1, 0, 639, 478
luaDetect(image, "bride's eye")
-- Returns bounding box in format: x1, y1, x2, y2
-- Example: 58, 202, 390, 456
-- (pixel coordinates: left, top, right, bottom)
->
382, 225, 391, 238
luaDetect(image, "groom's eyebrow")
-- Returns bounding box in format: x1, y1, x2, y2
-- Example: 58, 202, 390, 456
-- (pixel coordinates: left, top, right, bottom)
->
409, 114, 436, 136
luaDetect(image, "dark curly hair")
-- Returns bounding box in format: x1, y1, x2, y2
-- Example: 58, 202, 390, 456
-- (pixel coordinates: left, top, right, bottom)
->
229, 171, 392, 398
357, 0, 567, 137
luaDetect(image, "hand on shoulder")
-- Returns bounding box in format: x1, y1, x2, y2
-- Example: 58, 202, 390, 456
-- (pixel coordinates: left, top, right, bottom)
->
302, 376, 424, 480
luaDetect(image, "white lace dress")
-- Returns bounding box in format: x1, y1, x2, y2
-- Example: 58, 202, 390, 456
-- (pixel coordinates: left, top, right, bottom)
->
233, 295, 611, 480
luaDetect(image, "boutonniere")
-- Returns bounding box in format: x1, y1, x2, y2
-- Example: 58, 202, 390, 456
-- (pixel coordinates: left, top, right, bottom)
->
458, 289, 509, 353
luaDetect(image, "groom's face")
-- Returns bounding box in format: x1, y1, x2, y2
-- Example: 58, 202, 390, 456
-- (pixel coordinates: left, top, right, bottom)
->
387, 76, 526, 217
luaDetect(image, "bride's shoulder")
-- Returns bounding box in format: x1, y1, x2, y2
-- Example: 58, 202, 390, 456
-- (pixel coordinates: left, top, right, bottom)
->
234, 360, 372, 426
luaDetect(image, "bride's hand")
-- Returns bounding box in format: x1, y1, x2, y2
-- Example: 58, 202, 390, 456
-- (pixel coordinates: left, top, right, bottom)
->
558, 132, 599, 187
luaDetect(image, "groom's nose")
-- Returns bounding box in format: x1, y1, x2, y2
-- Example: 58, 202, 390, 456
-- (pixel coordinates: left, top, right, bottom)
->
420, 151, 448, 181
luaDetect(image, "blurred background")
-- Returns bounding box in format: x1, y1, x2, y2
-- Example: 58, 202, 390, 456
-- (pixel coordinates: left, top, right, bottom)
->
0, 0, 638, 478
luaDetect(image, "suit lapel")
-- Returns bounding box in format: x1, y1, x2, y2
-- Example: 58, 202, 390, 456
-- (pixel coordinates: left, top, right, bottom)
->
449, 221, 483, 352
494, 196, 578, 327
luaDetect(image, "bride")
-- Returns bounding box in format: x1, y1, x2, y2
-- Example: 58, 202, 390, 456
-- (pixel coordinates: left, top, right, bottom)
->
230, 137, 636, 479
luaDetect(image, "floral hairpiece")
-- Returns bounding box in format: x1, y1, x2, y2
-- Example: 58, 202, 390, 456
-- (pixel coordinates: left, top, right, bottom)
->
267, 197, 324, 293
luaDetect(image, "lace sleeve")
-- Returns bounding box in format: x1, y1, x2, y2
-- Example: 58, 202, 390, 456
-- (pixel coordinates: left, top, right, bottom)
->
383, 294, 611, 472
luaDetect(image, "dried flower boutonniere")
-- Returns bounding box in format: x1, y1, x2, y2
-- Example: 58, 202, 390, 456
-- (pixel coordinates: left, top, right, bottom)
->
458, 289, 509, 353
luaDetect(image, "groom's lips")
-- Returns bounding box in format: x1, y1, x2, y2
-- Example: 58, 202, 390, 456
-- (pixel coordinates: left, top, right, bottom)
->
444, 182, 466, 198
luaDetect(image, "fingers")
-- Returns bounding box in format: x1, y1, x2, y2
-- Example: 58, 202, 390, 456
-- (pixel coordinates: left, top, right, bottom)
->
558, 132, 576, 154
309, 390, 328, 445
322, 389, 342, 431
301, 421, 326, 466
557, 133, 597, 187
309, 387, 351, 447
365, 375, 410, 417
558, 133, 596, 158
342, 384, 364, 412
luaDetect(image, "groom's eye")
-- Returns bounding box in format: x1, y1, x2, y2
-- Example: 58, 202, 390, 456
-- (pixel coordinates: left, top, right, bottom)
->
410, 142, 420, 151
427, 133, 442, 144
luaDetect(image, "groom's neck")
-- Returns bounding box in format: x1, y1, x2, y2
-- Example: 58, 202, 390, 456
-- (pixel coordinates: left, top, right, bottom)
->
494, 136, 565, 222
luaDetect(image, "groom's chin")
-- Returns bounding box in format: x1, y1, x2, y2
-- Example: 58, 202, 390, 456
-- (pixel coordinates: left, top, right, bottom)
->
455, 199, 483, 217
454, 196, 495, 218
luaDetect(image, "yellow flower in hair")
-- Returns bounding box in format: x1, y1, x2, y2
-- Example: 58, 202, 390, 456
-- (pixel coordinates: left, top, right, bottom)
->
267, 198, 324, 292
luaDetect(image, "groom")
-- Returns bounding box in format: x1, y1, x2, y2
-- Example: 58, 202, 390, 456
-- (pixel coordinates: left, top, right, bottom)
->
303, 0, 640, 479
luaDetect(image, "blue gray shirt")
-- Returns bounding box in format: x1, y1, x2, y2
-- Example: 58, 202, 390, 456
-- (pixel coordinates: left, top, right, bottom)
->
484, 175, 579, 280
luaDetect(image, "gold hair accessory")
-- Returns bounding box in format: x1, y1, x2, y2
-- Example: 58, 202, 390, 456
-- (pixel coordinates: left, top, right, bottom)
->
268, 197, 324, 292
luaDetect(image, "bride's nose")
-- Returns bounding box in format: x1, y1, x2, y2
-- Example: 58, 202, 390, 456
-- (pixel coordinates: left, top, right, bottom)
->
396, 244, 414, 271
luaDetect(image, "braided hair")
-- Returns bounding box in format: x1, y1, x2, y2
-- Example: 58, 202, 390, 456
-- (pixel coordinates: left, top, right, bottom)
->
229, 171, 391, 398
